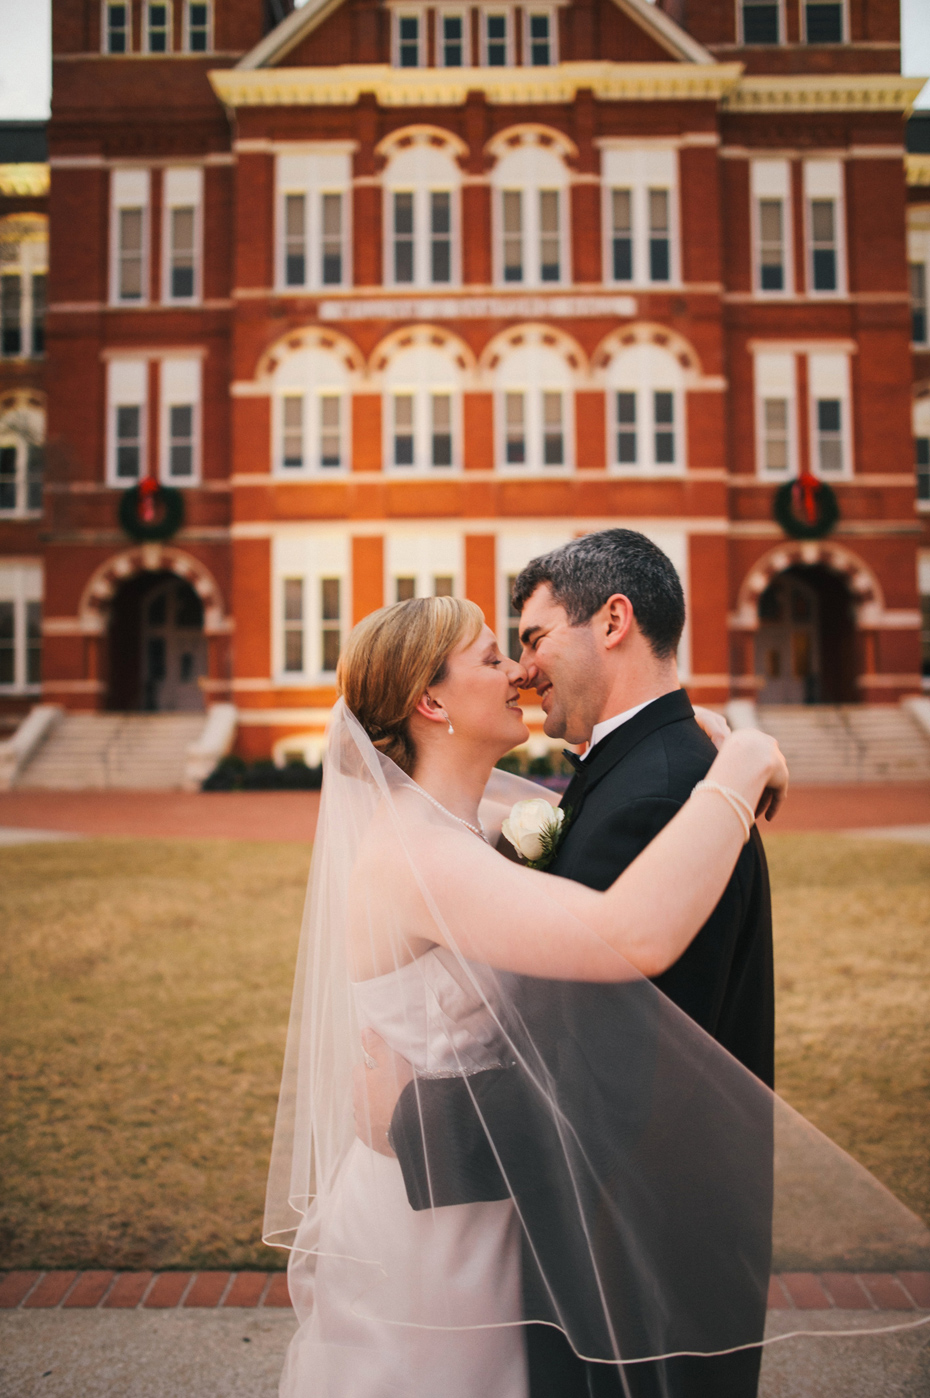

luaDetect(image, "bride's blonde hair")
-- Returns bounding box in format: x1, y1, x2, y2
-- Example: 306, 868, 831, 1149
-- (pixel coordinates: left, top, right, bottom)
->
337, 596, 484, 775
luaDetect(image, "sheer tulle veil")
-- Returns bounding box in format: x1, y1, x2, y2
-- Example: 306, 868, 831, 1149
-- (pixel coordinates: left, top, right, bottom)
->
264, 697, 930, 1370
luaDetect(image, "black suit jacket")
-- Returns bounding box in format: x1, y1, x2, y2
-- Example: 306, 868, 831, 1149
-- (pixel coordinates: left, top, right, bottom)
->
391, 690, 774, 1357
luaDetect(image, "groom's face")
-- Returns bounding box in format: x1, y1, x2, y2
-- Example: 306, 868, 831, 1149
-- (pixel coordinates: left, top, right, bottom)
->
517, 584, 604, 744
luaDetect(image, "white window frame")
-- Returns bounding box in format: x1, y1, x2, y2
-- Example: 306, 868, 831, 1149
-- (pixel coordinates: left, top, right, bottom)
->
0, 401, 44, 517
382, 139, 462, 290
493, 185, 568, 288
437, 11, 471, 66
915, 399, 930, 511
184, 0, 212, 52
0, 565, 42, 694
802, 0, 846, 44
495, 387, 573, 473
907, 226, 930, 347
753, 352, 797, 479
103, 0, 132, 53
162, 166, 202, 304
275, 151, 352, 293
393, 10, 425, 67
385, 387, 461, 472
274, 388, 350, 475
737, 0, 784, 44
807, 352, 852, 481
803, 160, 845, 298
110, 168, 151, 306
106, 358, 148, 486
159, 357, 201, 485
386, 533, 463, 603
750, 159, 793, 297
524, 9, 558, 65
0, 220, 48, 361
604, 343, 686, 475
273, 534, 349, 683
481, 9, 513, 66
600, 146, 680, 288
144, 0, 172, 53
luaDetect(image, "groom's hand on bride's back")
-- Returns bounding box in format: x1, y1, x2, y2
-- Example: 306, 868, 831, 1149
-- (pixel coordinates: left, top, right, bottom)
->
353, 1029, 414, 1157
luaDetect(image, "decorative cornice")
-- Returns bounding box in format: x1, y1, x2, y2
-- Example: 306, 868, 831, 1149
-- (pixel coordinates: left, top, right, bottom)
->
907, 153, 930, 188
721, 74, 925, 115
0, 163, 49, 197
209, 61, 744, 110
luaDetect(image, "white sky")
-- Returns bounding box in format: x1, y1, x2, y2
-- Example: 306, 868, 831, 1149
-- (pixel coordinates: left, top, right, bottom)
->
0, 0, 927, 119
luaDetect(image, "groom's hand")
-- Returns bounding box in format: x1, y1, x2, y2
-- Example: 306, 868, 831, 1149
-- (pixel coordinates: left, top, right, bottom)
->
353, 1029, 414, 1157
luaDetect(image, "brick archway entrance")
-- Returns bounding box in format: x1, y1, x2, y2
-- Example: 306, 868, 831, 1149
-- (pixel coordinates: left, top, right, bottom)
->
754, 564, 857, 704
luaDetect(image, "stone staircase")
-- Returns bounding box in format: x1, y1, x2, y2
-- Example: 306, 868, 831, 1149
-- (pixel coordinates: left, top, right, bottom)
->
755, 705, 930, 784
17, 713, 206, 790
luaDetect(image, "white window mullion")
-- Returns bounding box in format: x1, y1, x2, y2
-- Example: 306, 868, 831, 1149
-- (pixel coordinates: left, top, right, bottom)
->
111, 168, 150, 305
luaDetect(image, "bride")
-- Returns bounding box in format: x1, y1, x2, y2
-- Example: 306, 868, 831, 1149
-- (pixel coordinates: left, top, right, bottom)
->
265, 593, 797, 1397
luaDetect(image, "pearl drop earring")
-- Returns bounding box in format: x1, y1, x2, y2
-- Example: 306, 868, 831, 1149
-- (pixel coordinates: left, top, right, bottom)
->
447, 720, 455, 735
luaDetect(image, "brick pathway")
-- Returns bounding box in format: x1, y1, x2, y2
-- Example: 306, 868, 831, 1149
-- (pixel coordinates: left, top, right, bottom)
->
1, 783, 929, 843
2, 1271, 928, 1313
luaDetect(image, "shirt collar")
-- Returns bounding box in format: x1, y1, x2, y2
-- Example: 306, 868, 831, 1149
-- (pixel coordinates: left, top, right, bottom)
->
581, 697, 659, 760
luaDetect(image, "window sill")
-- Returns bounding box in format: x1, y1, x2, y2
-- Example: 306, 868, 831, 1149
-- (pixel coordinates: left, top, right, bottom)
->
0, 684, 41, 695
608, 467, 685, 478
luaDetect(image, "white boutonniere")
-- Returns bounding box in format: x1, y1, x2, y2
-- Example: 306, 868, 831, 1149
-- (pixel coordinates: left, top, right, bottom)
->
501, 798, 571, 871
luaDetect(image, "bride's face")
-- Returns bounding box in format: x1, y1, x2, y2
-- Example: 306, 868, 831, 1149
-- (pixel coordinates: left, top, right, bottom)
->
431, 624, 529, 755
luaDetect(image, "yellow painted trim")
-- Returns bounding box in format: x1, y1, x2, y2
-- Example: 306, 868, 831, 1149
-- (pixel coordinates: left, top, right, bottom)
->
722, 74, 925, 114
0, 164, 50, 197
906, 153, 930, 188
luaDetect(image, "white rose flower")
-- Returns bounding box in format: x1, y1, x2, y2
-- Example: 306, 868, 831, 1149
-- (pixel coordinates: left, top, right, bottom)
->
501, 798, 565, 863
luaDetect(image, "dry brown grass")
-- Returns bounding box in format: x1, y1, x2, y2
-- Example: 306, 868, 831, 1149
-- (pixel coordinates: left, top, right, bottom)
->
1, 832, 927, 1271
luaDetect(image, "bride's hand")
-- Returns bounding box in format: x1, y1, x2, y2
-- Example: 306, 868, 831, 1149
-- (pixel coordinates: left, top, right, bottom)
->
710, 728, 789, 824
693, 706, 730, 751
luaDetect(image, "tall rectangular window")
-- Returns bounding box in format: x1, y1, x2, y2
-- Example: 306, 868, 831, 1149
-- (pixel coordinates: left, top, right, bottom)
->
611, 190, 632, 282
0, 276, 21, 357
26, 446, 43, 512
108, 359, 147, 484
616, 392, 637, 464
648, 189, 670, 282
809, 200, 837, 292
0, 603, 13, 684
431, 394, 453, 466
442, 14, 464, 65
106, 2, 130, 52
187, 2, 210, 51
147, 2, 170, 51
654, 391, 675, 464
430, 193, 452, 284
505, 393, 525, 463
916, 437, 930, 504
31, 274, 46, 356
815, 400, 843, 475
320, 579, 341, 672
320, 395, 341, 468
283, 578, 304, 673
321, 193, 343, 286
393, 193, 415, 284
503, 191, 523, 282
758, 201, 784, 291
539, 191, 560, 282
741, 0, 779, 42
762, 399, 790, 475
112, 169, 150, 304
116, 406, 143, 479
542, 392, 563, 465
486, 14, 508, 65
397, 15, 420, 66
506, 575, 521, 661
0, 566, 42, 688
912, 263, 928, 345
433, 575, 454, 596
805, 0, 843, 42
26, 601, 41, 686
0, 448, 15, 509
161, 357, 200, 482
754, 352, 795, 478
528, 13, 551, 65
119, 209, 144, 299
285, 194, 306, 287
282, 396, 304, 468
167, 405, 194, 479
396, 576, 416, 601
808, 351, 850, 477
394, 395, 415, 465
169, 208, 195, 298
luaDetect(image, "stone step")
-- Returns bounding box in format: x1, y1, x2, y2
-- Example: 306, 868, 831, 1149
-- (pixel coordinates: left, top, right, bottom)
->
17, 713, 206, 791
755, 704, 930, 783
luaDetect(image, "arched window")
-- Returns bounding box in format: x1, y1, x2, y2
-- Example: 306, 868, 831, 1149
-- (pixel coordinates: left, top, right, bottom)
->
271, 342, 354, 475
0, 393, 44, 516
490, 136, 570, 288
604, 343, 686, 474
382, 335, 464, 471
491, 332, 575, 471
382, 135, 462, 290
0, 216, 47, 360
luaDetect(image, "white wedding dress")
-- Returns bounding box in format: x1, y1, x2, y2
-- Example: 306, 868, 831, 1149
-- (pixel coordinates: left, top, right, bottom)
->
281, 946, 529, 1398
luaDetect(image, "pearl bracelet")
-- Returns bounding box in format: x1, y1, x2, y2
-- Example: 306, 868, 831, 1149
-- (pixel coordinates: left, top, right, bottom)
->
692, 780, 756, 844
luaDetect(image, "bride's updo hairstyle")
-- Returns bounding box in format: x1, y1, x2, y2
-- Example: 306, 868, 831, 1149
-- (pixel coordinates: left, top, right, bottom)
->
337, 596, 484, 775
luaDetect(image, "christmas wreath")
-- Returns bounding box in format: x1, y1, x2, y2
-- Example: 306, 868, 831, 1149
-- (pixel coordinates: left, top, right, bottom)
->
773, 472, 840, 540
119, 477, 185, 542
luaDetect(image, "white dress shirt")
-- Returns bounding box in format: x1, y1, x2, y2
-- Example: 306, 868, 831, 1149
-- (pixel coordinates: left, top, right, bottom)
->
580, 697, 659, 760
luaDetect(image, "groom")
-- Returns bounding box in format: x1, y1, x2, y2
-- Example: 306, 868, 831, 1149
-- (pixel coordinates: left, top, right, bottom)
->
370, 529, 774, 1398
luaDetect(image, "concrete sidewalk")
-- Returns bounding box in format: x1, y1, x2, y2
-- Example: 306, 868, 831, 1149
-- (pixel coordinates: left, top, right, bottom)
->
1, 1308, 927, 1398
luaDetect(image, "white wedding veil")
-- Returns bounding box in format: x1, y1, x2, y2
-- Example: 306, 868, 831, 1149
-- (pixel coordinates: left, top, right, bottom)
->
265, 697, 930, 1377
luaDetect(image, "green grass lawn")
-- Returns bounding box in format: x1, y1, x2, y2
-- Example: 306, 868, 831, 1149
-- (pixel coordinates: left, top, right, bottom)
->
0, 833, 927, 1271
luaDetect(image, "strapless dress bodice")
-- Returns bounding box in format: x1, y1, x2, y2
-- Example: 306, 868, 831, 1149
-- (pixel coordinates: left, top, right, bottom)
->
352, 947, 509, 1078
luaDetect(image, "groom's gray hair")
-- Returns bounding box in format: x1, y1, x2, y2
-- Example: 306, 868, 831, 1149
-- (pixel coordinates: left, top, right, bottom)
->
511, 529, 685, 660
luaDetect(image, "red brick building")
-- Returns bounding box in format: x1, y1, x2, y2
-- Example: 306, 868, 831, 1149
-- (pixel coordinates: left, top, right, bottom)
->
0, 0, 925, 762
